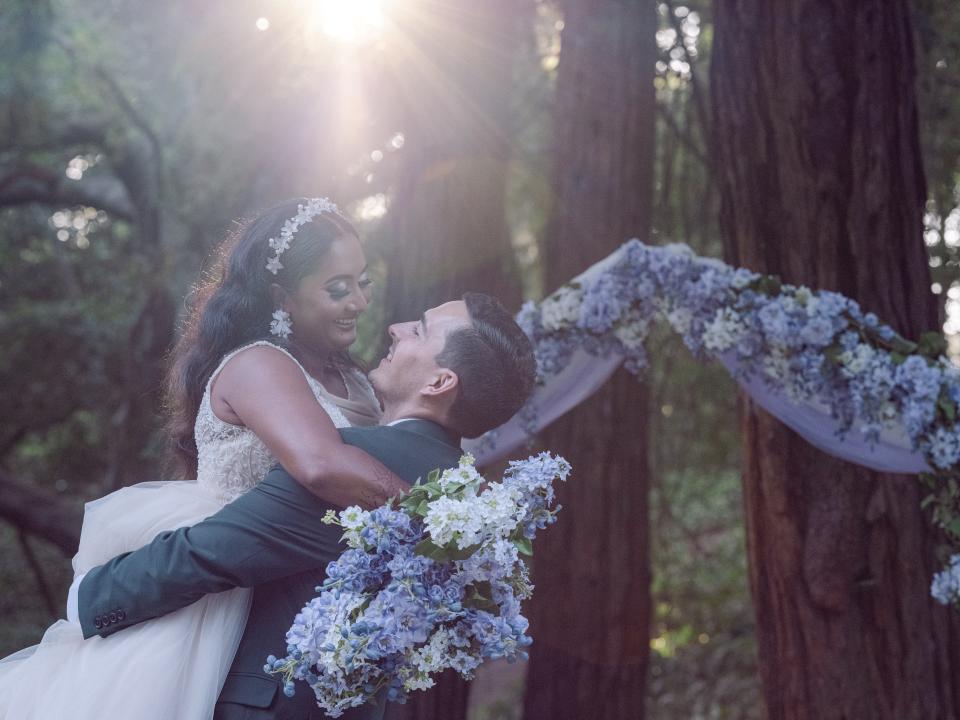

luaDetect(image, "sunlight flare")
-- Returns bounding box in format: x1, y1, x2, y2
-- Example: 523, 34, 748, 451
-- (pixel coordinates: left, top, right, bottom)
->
308, 0, 389, 44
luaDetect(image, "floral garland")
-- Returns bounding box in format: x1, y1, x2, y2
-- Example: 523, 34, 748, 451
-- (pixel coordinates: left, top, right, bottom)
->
513, 239, 960, 605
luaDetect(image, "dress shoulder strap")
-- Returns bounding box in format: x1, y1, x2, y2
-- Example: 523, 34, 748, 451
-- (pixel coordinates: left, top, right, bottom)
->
206, 340, 315, 396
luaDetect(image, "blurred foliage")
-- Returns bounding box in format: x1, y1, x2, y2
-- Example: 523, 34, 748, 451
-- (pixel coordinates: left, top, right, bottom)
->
915, 0, 960, 327
1, 4, 959, 720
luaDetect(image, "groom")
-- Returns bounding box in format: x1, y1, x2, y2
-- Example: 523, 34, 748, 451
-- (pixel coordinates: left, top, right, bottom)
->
72, 292, 537, 720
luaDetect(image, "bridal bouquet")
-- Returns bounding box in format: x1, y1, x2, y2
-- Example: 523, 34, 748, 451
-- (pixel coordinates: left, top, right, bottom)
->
266, 451, 570, 717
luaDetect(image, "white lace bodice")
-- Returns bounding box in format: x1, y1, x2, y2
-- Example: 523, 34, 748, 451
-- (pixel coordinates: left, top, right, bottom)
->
194, 341, 353, 504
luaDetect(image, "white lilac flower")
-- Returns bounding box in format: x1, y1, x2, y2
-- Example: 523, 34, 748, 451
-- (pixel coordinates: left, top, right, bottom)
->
437, 457, 483, 492
665, 306, 693, 335
541, 286, 583, 332
613, 311, 649, 351
703, 307, 746, 353
839, 344, 876, 376
932, 555, 960, 605
423, 496, 483, 549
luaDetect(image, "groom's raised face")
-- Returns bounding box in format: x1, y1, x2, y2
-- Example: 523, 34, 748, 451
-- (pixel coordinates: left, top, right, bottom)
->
369, 300, 471, 406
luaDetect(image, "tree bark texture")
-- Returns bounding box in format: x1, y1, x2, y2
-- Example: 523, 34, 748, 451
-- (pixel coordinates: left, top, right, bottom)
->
522, 2, 657, 719
380, 4, 523, 719
711, 1, 960, 717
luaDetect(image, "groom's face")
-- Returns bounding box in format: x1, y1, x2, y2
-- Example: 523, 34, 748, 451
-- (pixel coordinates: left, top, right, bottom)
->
369, 300, 471, 404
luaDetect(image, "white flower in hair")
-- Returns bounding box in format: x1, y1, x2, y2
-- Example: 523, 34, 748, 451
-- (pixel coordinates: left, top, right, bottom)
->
266, 256, 284, 275
265, 197, 339, 274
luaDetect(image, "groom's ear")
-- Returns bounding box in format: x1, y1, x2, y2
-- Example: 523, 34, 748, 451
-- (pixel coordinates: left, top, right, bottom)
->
422, 368, 459, 399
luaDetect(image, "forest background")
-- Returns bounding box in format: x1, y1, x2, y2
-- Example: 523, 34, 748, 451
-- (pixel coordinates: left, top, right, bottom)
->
2, 1, 960, 718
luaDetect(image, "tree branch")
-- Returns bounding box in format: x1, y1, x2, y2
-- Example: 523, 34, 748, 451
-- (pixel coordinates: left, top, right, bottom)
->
0, 469, 82, 556
18, 531, 58, 615
657, 104, 708, 167
0, 163, 136, 219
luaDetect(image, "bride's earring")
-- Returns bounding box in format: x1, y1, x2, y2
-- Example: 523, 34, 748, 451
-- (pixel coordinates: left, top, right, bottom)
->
270, 309, 293, 340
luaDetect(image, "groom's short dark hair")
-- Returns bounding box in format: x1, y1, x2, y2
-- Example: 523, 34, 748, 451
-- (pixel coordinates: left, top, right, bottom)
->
435, 292, 537, 439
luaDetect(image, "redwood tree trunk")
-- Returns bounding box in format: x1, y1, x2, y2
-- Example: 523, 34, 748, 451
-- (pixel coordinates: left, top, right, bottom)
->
711, 1, 960, 717
522, 3, 656, 719
380, 3, 523, 719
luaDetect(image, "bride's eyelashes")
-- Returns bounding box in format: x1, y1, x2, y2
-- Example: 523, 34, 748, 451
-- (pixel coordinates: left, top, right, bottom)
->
326, 276, 373, 301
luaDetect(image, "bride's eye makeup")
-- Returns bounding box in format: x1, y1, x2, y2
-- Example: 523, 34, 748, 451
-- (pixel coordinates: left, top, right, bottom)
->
326, 281, 350, 300
326, 273, 373, 301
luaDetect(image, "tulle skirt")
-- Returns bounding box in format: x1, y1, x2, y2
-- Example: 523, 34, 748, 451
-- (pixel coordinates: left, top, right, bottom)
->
0, 480, 252, 720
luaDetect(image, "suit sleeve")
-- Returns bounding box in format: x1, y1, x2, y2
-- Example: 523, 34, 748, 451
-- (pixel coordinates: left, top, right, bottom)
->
77, 467, 344, 639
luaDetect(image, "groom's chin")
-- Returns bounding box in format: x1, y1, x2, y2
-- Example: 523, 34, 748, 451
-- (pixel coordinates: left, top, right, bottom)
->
367, 366, 385, 399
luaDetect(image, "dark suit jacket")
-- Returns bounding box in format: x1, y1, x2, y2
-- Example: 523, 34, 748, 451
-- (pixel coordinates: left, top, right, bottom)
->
78, 419, 462, 720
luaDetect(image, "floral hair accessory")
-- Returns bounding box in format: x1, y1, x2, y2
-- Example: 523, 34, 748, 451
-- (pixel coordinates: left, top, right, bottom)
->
266, 197, 339, 275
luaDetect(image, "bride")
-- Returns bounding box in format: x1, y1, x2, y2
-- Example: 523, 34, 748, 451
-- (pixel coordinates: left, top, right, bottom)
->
0, 197, 406, 719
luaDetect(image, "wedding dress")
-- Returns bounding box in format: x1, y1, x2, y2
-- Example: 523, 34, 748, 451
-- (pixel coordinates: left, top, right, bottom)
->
0, 341, 380, 719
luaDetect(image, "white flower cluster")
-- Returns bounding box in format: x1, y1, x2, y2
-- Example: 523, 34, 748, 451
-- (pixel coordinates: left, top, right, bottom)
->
540, 286, 583, 331
702, 307, 747, 352
422, 462, 525, 550
932, 554, 960, 606
265, 197, 339, 275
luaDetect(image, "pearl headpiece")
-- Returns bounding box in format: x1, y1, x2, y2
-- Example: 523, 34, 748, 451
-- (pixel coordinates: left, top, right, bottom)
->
265, 197, 339, 275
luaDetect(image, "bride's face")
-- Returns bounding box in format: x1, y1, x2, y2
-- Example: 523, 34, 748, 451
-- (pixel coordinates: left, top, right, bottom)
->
286, 234, 372, 356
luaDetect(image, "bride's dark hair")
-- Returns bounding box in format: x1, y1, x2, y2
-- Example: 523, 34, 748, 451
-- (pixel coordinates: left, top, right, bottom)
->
164, 198, 359, 478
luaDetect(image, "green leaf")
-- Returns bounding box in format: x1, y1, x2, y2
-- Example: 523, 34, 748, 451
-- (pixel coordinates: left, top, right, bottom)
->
890, 352, 908, 365
415, 498, 430, 517
918, 331, 948, 359
749, 275, 782, 296
413, 539, 481, 562
446, 542, 483, 561
427, 468, 440, 484
948, 518, 960, 538
823, 343, 844, 365
463, 580, 498, 612
414, 538, 451, 562
398, 494, 422, 512
938, 392, 957, 422
513, 536, 533, 556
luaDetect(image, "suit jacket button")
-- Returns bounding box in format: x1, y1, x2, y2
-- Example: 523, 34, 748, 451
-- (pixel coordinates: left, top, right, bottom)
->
117, 610, 126, 621
94, 617, 102, 629
109, 612, 117, 623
